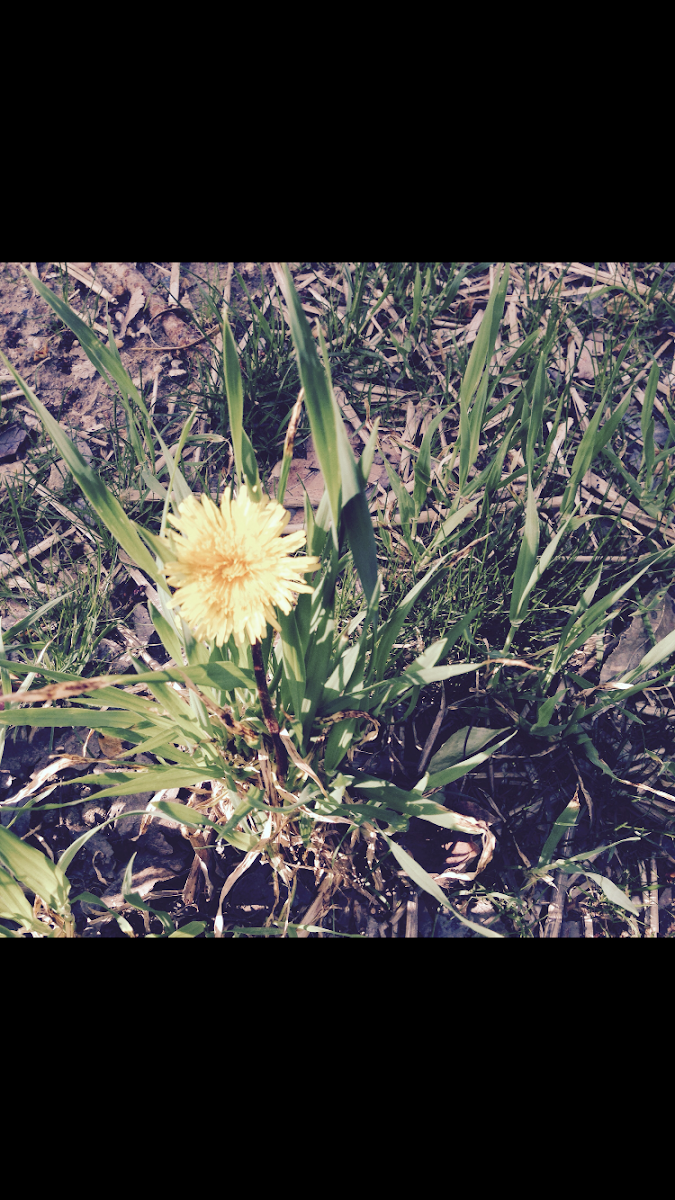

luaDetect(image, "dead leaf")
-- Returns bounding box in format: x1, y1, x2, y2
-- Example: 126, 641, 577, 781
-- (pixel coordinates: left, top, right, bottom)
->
575, 335, 604, 381
69, 350, 98, 382
119, 286, 146, 338
606, 295, 632, 318
268, 459, 325, 507
600, 590, 675, 683
0, 461, 26, 488
95, 862, 189, 910
98, 735, 125, 758
0, 423, 28, 460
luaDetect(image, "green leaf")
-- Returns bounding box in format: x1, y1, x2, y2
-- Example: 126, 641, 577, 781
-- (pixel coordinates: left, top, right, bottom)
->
168, 922, 207, 938
584, 871, 640, 917
524, 353, 547, 474
372, 554, 450, 680
277, 607, 306, 720
620, 623, 675, 683
0, 822, 70, 914
0, 867, 40, 928
556, 863, 640, 917
458, 265, 510, 491
358, 418, 380, 489
150, 798, 259, 851
0, 707, 174, 731
343, 491, 379, 607
384, 458, 416, 552
537, 795, 581, 867
529, 687, 566, 736
148, 602, 184, 664
241, 427, 262, 500
424, 731, 516, 789
427, 726, 510, 774
222, 315, 245, 487
508, 474, 540, 626
324, 718, 357, 775
413, 409, 447, 517
67, 765, 227, 801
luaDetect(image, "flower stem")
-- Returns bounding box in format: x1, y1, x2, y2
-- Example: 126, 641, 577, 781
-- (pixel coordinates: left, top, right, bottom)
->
251, 639, 288, 784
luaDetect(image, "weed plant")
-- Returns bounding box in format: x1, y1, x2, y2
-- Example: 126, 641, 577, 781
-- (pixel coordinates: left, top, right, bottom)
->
1, 262, 675, 937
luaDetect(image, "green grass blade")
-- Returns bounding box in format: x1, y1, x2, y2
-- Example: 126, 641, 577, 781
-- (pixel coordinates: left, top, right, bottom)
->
372, 554, 450, 679
411, 263, 422, 332
640, 359, 659, 488
525, 353, 547, 474
0, 867, 45, 931
413, 408, 446, 517
222, 315, 245, 487
271, 263, 341, 544
508, 475, 540, 628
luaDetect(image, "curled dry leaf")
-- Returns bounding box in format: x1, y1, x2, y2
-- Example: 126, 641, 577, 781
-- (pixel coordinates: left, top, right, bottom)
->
91, 264, 194, 347
575, 336, 603, 381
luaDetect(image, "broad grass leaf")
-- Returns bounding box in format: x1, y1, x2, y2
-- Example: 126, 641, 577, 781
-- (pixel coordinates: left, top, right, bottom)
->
168, 922, 207, 938
0, 867, 42, 929
358, 419, 380, 488
384, 458, 416, 552
425, 731, 516, 789
556, 862, 640, 917
537, 793, 581, 867
621, 621, 675, 683
323, 717, 357, 775
149, 798, 258, 851
552, 547, 674, 680
583, 871, 640, 916
277, 607, 306, 719
342, 490, 379, 606
0, 708, 174, 730
427, 726, 510, 774
0, 822, 69, 913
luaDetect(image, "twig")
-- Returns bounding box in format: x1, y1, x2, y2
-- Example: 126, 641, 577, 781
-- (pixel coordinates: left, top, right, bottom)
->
417, 684, 446, 776
0, 524, 76, 580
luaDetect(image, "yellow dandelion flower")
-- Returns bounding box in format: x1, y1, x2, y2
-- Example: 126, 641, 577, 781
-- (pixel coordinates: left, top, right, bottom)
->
160, 487, 320, 647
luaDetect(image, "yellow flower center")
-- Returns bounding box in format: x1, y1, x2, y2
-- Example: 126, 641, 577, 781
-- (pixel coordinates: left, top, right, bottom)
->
160, 487, 320, 647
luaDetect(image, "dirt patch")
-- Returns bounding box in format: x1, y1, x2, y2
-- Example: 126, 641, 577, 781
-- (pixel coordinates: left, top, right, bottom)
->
0, 262, 232, 433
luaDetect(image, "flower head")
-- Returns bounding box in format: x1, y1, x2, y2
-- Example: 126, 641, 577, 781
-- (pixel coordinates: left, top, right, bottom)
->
161, 487, 320, 647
